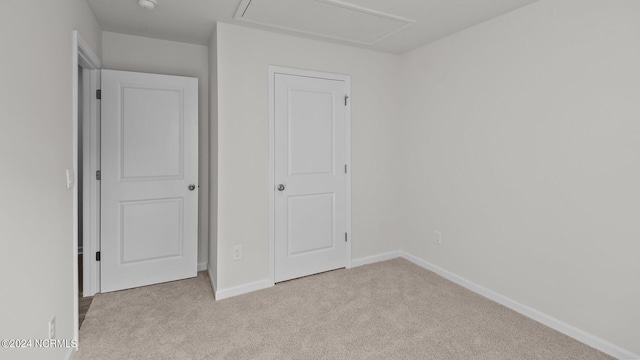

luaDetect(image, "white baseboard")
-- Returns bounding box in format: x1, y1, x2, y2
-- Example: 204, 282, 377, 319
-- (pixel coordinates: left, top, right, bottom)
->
211, 251, 401, 301
207, 268, 217, 294
400, 251, 639, 360
351, 251, 401, 268
198, 261, 208, 272
214, 279, 273, 301
201, 249, 637, 358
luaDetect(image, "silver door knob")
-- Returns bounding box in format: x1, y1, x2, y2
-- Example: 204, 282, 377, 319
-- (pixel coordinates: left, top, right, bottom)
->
188, 184, 196, 191
277, 184, 285, 191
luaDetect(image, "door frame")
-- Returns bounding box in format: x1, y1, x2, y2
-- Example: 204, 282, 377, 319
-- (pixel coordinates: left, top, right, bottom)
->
74, 30, 102, 300
267, 65, 352, 286
72, 30, 101, 343
81, 67, 101, 298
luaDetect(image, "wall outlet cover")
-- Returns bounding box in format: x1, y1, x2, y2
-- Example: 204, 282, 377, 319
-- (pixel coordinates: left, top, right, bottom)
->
232, 245, 242, 260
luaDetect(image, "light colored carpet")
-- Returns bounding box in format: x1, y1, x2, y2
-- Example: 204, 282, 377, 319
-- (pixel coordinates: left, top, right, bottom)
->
76, 259, 612, 360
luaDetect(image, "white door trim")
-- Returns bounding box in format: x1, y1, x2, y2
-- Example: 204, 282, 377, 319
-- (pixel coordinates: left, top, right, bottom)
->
72, 29, 101, 346
81, 68, 101, 297
268, 66, 352, 286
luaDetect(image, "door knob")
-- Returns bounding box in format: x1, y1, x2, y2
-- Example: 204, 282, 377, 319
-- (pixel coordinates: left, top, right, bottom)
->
277, 184, 285, 191
188, 184, 196, 191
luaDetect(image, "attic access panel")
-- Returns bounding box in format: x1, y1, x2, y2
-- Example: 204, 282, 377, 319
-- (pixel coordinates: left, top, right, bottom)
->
234, 0, 416, 45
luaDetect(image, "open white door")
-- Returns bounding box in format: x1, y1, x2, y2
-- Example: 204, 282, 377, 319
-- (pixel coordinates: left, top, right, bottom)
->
274, 71, 349, 283
100, 70, 198, 293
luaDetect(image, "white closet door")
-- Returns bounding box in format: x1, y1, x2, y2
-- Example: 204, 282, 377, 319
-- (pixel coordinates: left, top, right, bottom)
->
274, 72, 348, 283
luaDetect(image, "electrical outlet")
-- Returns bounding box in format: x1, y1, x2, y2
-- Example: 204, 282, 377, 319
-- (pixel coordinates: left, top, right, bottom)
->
232, 245, 242, 260
49, 316, 56, 339
434, 231, 442, 246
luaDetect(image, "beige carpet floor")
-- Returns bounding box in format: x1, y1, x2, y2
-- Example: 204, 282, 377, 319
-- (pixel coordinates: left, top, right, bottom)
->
76, 259, 612, 360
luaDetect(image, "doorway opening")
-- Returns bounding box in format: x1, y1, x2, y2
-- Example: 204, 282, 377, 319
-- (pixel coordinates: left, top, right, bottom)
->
73, 30, 101, 338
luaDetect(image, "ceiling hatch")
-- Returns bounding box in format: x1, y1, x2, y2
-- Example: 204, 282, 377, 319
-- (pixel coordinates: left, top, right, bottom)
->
234, 0, 416, 45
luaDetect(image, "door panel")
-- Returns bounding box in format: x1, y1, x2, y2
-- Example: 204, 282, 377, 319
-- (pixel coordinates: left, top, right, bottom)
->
121, 87, 182, 179
288, 193, 335, 255
119, 198, 183, 263
288, 89, 334, 176
274, 73, 348, 283
101, 70, 198, 293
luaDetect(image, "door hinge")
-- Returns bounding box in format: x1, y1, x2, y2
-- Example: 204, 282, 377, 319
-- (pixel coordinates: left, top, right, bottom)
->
96, 89, 101, 100
344, 95, 349, 106
345, 232, 348, 242
96, 170, 101, 180
345, 164, 347, 174
95, 251, 101, 261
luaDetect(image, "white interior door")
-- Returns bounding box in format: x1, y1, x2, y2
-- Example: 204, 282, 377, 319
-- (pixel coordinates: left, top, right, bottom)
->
274, 72, 349, 283
100, 70, 198, 293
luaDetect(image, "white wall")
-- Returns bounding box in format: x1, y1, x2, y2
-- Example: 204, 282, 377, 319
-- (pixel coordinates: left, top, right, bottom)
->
214, 23, 401, 290
1, 0, 633, 358
0, 1, 101, 359
101, 32, 210, 268
399, 0, 640, 355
